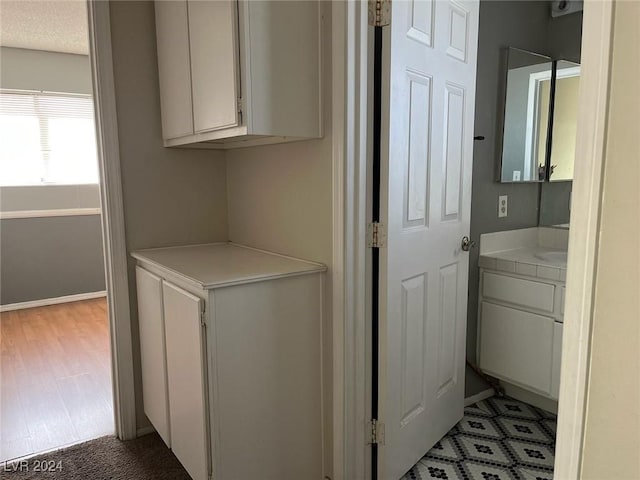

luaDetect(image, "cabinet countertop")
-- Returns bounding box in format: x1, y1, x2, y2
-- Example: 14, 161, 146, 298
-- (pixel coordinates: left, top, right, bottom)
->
131, 243, 326, 290
479, 247, 568, 282
480, 247, 567, 268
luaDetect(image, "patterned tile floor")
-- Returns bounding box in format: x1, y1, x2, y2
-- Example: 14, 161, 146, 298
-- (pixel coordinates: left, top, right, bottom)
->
402, 396, 557, 480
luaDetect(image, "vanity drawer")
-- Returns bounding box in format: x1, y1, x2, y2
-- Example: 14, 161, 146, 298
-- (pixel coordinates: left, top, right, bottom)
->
482, 271, 555, 312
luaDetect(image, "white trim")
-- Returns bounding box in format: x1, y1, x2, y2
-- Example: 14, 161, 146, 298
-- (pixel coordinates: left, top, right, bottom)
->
333, 2, 371, 479
464, 388, 495, 407
87, 1, 137, 441
524, 69, 550, 181
554, 1, 614, 479
0, 208, 101, 220
0, 291, 107, 312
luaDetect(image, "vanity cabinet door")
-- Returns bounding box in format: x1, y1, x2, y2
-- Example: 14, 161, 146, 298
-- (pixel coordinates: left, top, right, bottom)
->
479, 302, 555, 395
162, 281, 209, 480
135, 267, 171, 446
551, 322, 563, 400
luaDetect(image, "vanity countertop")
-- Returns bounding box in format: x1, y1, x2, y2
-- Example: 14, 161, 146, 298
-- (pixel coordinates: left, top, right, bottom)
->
479, 247, 567, 282
132, 242, 327, 290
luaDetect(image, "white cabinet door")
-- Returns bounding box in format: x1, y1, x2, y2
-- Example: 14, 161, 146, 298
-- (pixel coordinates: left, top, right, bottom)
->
136, 267, 171, 446
479, 302, 555, 395
154, 1, 194, 139
187, 0, 239, 133
162, 281, 209, 480
551, 322, 563, 400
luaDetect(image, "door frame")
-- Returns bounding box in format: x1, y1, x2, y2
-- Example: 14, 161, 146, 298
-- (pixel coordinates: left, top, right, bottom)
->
554, 1, 614, 478
87, 0, 137, 440
333, 1, 614, 479
331, 1, 372, 479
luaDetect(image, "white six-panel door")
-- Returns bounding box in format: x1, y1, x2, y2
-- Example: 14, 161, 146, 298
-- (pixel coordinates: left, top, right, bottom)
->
378, 1, 479, 478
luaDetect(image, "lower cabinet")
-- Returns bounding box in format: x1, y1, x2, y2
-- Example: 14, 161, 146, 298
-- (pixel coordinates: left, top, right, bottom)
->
478, 267, 565, 401
137, 268, 209, 480
134, 246, 325, 480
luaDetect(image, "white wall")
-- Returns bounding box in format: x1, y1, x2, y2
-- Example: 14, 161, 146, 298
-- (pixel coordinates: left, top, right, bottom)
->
580, 2, 640, 478
225, 2, 333, 472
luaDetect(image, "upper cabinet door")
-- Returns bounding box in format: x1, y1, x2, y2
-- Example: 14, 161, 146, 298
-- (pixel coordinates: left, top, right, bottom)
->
187, 0, 240, 133
155, 1, 194, 139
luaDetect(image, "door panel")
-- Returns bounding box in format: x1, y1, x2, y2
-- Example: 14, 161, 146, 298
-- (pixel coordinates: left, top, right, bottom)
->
404, 71, 432, 228
187, 0, 239, 133
155, 1, 194, 139
135, 266, 171, 446
442, 83, 465, 220
437, 263, 458, 394
399, 274, 428, 426
479, 302, 554, 395
379, 1, 479, 478
162, 281, 209, 480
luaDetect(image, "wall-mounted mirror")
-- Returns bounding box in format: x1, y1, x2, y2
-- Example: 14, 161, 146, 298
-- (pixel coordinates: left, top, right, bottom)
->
499, 48, 553, 183
548, 60, 580, 181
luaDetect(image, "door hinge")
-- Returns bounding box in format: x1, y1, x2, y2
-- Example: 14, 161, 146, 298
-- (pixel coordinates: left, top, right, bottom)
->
368, 0, 391, 27
200, 304, 207, 327
368, 419, 385, 445
367, 222, 387, 248
237, 97, 243, 119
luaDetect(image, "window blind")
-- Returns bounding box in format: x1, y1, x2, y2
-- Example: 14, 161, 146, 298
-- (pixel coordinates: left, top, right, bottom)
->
0, 90, 99, 186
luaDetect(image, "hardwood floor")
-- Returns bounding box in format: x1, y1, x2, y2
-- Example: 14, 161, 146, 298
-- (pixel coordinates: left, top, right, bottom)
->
0, 299, 114, 462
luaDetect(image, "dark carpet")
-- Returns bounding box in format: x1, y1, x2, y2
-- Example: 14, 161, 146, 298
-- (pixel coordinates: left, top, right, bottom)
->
0, 434, 190, 480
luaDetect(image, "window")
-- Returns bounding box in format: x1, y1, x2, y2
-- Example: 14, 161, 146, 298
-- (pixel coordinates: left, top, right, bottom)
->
0, 90, 99, 186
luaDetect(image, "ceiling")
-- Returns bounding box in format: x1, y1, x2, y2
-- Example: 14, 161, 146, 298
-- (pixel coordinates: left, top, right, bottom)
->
0, 0, 89, 55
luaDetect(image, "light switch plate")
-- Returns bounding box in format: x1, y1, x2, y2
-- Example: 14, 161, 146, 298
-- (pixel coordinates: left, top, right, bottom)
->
498, 195, 508, 218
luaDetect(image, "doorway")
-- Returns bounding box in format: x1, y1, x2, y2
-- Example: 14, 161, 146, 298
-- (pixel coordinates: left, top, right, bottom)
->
0, 0, 114, 462
356, 2, 592, 478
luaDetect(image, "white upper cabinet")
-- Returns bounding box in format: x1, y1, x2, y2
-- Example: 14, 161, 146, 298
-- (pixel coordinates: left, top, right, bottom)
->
154, 0, 322, 149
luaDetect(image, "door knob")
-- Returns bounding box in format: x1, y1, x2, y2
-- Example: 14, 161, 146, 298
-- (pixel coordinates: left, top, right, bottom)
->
461, 236, 476, 252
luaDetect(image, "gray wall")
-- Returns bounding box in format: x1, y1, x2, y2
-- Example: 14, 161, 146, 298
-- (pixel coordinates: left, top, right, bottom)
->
0, 215, 106, 304
467, 1, 552, 362
108, 1, 228, 430
0, 48, 107, 305
467, 3, 582, 364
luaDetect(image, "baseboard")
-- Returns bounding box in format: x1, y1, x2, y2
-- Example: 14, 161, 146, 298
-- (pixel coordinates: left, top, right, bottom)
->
464, 387, 495, 407
136, 426, 156, 438
0, 291, 107, 312
503, 382, 558, 414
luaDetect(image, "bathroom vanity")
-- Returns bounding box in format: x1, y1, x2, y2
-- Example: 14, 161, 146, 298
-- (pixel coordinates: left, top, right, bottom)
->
132, 243, 326, 480
477, 227, 568, 409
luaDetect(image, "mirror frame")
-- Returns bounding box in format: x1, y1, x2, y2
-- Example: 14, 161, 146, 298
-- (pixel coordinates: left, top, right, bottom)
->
497, 47, 554, 184
547, 59, 581, 182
